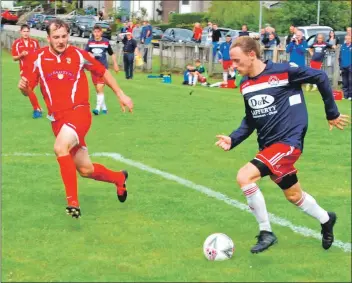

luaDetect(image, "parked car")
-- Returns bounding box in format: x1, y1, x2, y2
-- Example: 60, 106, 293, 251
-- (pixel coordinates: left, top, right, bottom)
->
335, 31, 347, 45
297, 25, 333, 40
160, 28, 193, 43
36, 15, 56, 30
151, 27, 163, 46
1, 10, 18, 25
86, 21, 112, 40
27, 13, 43, 28
70, 16, 96, 37
306, 31, 347, 47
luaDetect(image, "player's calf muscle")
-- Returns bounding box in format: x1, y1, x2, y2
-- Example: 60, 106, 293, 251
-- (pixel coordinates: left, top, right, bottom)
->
77, 165, 94, 178
236, 163, 261, 187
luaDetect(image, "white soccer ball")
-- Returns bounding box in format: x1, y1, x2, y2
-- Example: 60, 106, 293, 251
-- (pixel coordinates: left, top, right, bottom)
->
203, 233, 235, 261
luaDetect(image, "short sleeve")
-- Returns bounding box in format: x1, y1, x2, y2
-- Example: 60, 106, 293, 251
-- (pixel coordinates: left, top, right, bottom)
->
11, 40, 19, 56
80, 49, 106, 76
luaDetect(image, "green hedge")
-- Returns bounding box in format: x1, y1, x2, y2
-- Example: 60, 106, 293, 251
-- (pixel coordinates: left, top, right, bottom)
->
169, 12, 209, 25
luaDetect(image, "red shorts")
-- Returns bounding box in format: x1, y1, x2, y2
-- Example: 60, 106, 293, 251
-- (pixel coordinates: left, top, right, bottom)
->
91, 73, 105, 85
310, 60, 323, 69
222, 60, 233, 70
51, 105, 92, 156
254, 143, 301, 183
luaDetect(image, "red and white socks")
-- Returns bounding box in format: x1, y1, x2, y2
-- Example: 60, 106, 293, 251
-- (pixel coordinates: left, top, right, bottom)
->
295, 191, 329, 224
241, 183, 272, 232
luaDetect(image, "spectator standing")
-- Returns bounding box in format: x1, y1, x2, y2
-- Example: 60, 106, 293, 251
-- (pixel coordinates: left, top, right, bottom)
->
328, 30, 340, 46
212, 24, 221, 61
326, 30, 339, 68
206, 22, 213, 45
263, 33, 278, 61
306, 34, 335, 91
140, 20, 153, 63
339, 34, 352, 100
218, 34, 233, 85
286, 30, 307, 67
347, 27, 351, 37
119, 32, 140, 79
192, 22, 203, 43
98, 11, 104, 21
286, 25, 295, 46
239, 24, 250, 37
262, 26, 280, 46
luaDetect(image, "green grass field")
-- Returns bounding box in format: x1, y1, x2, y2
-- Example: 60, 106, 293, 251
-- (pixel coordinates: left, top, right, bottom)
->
1, 50, 351, 282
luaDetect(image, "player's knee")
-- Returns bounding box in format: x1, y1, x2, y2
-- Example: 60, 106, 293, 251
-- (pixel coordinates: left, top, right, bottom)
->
285, 191, 301, 203
236, 167, 252, 187
77, 165, 94, 178
53, 143, 70, 157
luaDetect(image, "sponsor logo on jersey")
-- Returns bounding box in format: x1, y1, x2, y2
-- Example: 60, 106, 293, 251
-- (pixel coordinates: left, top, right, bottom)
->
268, 76, 280, 86
248, 94, 275, 109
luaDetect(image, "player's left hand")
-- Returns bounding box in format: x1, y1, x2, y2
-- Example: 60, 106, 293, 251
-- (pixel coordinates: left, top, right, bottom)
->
215, 135, 232, 151
113, 64, 119, 73
328, 114, 350, 131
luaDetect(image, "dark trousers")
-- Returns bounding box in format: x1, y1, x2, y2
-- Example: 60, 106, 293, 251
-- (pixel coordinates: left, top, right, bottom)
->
123, 53, 134, 79
341, 67, 352, 99
143, 47, 148, 63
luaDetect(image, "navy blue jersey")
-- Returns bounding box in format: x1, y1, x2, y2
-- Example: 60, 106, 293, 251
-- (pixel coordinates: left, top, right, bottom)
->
309, 42, 332, 62
229, 61, 340, 151
85, 38, 113, 69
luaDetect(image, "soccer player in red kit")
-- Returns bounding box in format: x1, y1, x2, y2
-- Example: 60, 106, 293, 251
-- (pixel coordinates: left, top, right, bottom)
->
12, 24, 43, 118
215, 37, 350, 253
18, 19, 134, 218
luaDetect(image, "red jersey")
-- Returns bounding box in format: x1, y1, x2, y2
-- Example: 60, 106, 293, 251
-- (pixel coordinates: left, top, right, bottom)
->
11, 37, 40, 71
193, 27, 202, 41
22, 45, 106, 120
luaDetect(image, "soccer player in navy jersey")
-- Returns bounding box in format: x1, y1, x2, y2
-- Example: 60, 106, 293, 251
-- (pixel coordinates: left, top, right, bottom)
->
215, 36, 350, 254
85, 25, 119, 115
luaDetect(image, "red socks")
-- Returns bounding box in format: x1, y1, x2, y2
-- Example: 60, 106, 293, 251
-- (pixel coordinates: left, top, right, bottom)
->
57, 155, 79, 207
28, 91, 41, 111
90, 163, 125, 185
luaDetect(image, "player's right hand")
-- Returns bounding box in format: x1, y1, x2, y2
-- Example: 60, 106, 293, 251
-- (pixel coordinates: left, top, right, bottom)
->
215, 135, 232, 151
118, 93, 134, 113
328, 114, 351, 131
18, 76, 29, 93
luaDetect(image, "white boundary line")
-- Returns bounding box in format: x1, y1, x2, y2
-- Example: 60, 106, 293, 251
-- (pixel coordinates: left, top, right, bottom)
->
3, 152, 351, 253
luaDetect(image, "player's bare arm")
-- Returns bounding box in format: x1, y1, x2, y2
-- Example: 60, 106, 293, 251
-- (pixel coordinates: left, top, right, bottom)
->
111, 54, 119, 73
18, 76, 30, 95
103, 70, 134, 112
12, 51, 28, 61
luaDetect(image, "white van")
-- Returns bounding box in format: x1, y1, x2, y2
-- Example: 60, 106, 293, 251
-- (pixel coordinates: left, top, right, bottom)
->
297, 25, 333, 40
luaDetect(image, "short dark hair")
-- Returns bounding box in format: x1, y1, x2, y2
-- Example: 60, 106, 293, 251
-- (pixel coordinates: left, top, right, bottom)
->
20, 24, 30, 31
93, 24, 102, 31
195, 59, 201, 63
46, 19, 70, 35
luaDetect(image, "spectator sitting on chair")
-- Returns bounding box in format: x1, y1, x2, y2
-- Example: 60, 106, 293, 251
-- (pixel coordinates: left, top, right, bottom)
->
192, 22, 203, 43
339, 34, 352, 100
188, 59, 208, 86
286, 30, 307, 67
218, 34, 233, 86
239, 24, 250, 37
306, 34, 335, 92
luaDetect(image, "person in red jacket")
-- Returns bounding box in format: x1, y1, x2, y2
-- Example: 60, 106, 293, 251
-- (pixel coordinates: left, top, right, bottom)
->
192, 22, 203, 43
18, 19, 134, 219
12, 24, 43, 118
